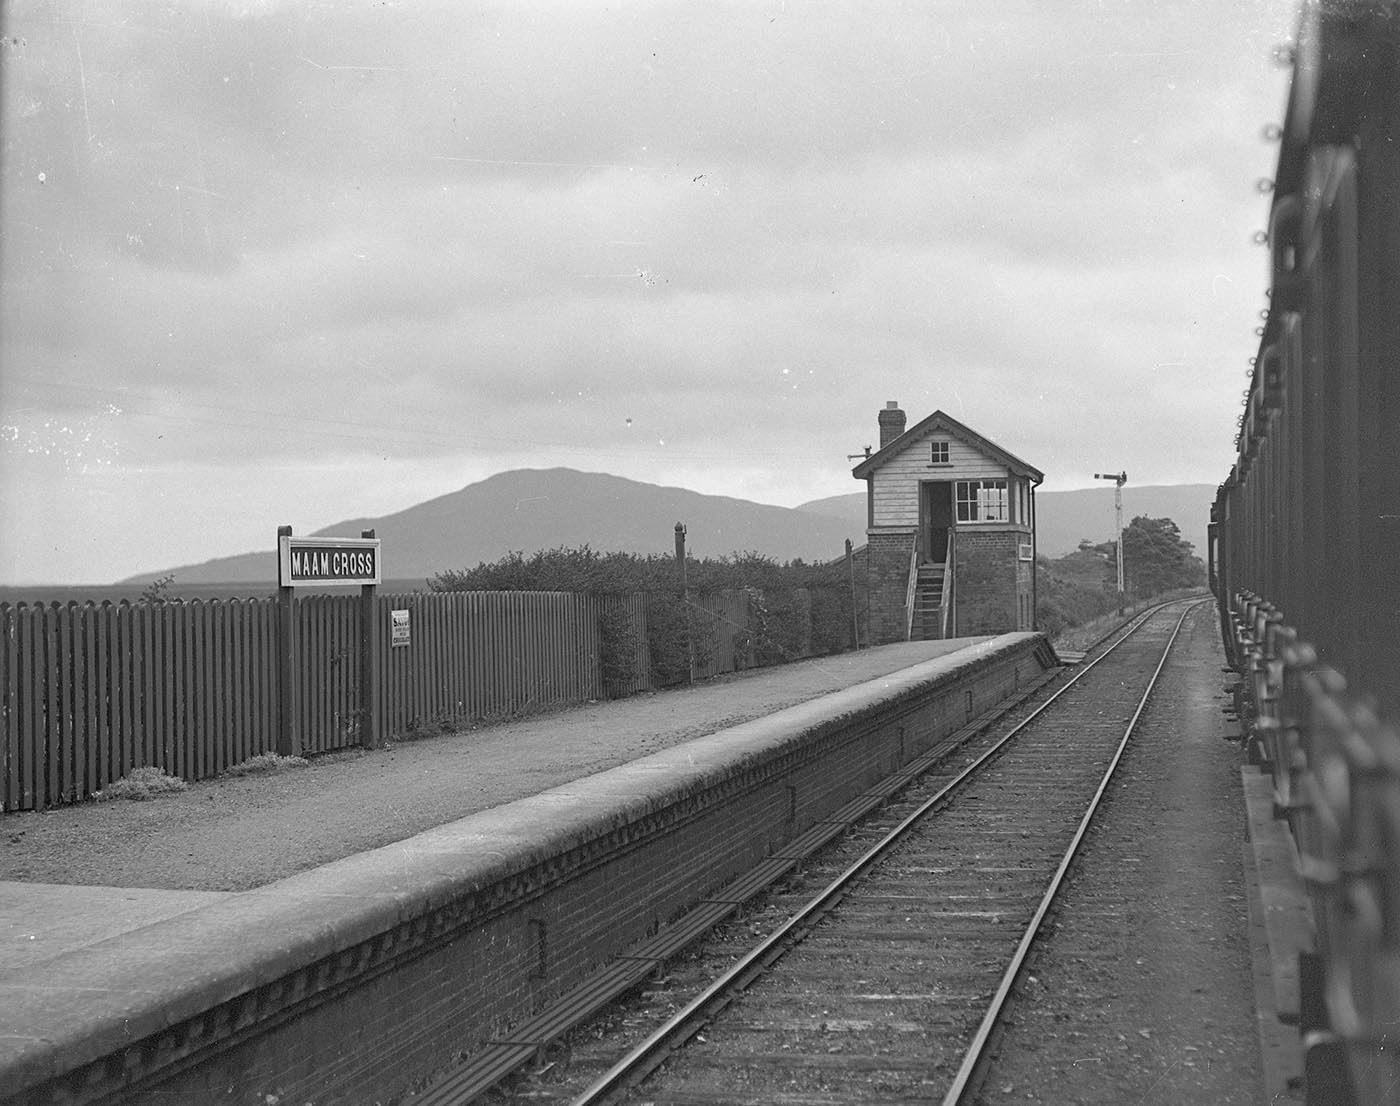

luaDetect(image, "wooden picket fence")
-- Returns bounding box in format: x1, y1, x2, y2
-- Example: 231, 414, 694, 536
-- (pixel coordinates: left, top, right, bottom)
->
372, 591, 610, 745
1, 599, 280, 811
295, 593, 363, 756
3, 586, 835, 811
690, 590, 757, 678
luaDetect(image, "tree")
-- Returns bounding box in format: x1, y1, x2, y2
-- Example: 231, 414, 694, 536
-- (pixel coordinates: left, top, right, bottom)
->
1036, 553, 1113, 637
1120, 516, 1205, 597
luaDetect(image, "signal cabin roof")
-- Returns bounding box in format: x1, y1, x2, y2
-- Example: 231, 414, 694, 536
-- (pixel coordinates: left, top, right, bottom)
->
851, 409, 1044, 483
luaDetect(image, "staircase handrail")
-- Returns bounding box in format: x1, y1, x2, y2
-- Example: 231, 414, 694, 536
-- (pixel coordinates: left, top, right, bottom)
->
941, 530, 953, 639
904, 535, 920, 641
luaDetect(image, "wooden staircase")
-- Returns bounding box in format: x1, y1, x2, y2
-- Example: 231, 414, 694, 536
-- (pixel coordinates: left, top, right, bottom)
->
909, 563, 946, 640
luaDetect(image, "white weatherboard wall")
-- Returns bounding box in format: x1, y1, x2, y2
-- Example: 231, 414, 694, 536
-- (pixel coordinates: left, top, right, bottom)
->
871, 435, 1007, 529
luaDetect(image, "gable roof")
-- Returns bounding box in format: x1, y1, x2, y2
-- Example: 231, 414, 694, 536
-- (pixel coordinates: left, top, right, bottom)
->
851, 409, 1044, 482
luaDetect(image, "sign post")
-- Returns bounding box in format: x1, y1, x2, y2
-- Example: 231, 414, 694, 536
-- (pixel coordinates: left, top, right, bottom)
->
276, 529, 384, 755
276, 525, 297, 757
359, 529, 380, 750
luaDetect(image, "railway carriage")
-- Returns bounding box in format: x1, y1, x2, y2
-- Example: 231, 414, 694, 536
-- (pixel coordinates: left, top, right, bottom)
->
1212, 3, 1400, 1102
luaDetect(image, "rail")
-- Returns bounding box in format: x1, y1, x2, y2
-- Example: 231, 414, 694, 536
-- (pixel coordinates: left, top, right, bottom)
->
941, 600, 1200, 1104
563, 600, 1194, 1106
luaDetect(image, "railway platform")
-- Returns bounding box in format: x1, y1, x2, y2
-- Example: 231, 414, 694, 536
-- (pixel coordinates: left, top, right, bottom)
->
1, 633, 1052, 1106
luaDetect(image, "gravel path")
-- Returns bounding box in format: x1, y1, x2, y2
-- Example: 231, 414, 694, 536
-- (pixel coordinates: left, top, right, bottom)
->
0, 641, 988, 892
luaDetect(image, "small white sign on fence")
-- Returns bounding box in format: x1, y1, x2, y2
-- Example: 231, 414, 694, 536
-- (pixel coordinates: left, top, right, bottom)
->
391, 609, 411, 647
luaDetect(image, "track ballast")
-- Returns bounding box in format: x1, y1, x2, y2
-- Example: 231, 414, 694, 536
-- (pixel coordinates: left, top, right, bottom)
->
462, 602, 1202, 1106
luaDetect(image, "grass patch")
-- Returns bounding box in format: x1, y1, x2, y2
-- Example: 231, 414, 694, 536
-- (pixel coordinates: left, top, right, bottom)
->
1049, 588, 1209, 654
92, 766, 188, 802
222, 753, 310, 777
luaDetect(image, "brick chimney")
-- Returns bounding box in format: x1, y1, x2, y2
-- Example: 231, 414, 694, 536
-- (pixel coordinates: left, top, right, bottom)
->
878, 400, 906, 449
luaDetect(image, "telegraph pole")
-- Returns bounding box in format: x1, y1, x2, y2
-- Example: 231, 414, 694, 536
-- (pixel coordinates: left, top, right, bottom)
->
1094, 471, 1127, 610
675, 522, 694, 684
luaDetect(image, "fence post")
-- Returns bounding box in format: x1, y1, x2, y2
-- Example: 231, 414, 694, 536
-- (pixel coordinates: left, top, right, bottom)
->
360, 528, 380, 749
846, 538, 859, 649
276, 525, 299, 757
676, 523, 694, 685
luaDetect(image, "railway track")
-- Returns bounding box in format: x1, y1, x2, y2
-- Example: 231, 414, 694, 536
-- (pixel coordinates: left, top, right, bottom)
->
448, 600, 1203, 1106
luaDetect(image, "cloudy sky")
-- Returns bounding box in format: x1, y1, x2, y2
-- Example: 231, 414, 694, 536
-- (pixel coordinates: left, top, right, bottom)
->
2, 0, 1296, 584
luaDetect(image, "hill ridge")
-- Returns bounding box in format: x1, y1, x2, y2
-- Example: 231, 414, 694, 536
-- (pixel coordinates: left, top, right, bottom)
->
121, 468, 862, 586
122, 468, 1215, 586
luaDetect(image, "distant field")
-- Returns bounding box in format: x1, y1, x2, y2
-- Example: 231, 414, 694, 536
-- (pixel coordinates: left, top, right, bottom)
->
0, 580, 438, 606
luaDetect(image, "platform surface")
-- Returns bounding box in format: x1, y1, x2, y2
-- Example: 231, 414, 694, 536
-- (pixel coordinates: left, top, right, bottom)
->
0, 884, 231, 974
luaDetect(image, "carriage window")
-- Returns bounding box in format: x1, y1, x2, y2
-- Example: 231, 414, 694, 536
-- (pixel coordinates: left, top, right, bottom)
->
930, 440, 950, 464
956, 479, 1008, 522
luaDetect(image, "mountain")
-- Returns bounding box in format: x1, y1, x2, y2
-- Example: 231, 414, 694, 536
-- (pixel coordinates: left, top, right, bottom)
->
123, 470, 1217, 587
795, 484, 1216, 560
122, 468, 867, 586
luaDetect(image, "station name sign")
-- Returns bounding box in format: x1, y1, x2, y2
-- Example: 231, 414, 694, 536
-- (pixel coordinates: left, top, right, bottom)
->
278, 535, 381, 587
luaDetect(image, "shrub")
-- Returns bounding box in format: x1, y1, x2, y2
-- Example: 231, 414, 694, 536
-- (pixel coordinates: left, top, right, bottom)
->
596, 596, 642, 691
139, 574, 178, 605
93, 766, 187, 802
432, 546, 857, 689
747, 587, 809, 666
646, 590, 714, 687
808, 583, 857, 654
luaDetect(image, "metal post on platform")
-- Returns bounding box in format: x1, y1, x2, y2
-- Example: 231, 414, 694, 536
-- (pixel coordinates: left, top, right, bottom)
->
675, 522, 694, 684
360, 528, 380, 750
276, 524, 299, 757
845, 538, 860, 649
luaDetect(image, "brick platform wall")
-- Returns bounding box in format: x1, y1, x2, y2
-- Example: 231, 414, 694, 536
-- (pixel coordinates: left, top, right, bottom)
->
865, 528, 916, 644
85, 636, 1056, 1106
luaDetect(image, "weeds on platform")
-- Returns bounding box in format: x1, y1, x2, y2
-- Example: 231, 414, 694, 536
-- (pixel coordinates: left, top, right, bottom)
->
222, 753, 310, 777
92, 766, 188, 802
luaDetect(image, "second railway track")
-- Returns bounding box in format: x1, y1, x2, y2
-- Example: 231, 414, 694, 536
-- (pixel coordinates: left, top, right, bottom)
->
465, 600, 1204, 1106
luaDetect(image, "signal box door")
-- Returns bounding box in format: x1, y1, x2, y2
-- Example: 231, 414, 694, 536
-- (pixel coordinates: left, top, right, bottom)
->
921, 482, 953, 564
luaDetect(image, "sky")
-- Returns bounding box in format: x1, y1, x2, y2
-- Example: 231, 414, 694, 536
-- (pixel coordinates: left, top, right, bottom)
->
1, 0, 1298, 585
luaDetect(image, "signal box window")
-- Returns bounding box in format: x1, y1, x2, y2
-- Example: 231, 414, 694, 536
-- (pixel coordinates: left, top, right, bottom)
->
931, 440, 950, 464
956, 479, 1008, 523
